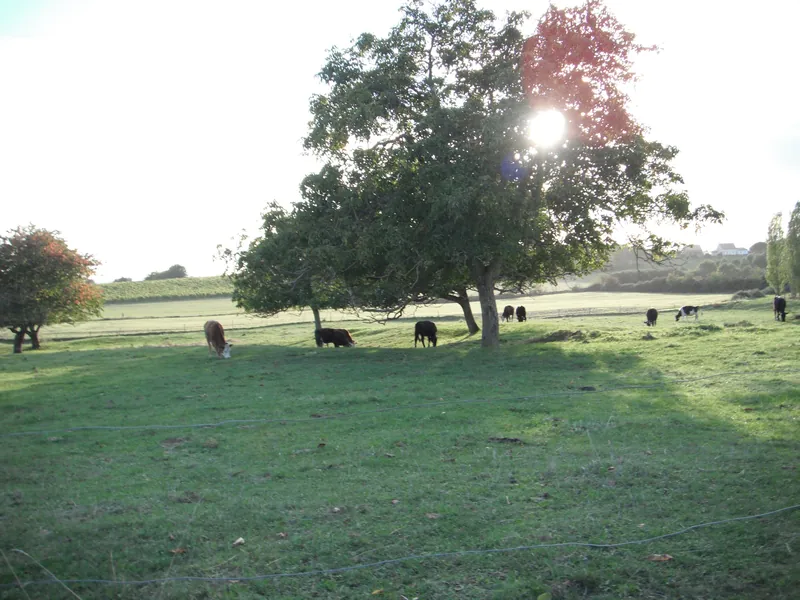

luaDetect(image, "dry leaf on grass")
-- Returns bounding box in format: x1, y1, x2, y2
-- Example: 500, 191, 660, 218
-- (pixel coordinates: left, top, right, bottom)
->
385, 453, 395, 458
372, 590, 383, 596
169, 547, 187, 555
232, 537, 245, 547
391, 499, 400, 505
277, 532, 288, 539
317, 443, 326, 448
426, 513, 441, 519
160, 437, 187, 449
168, 534, 175, 541
646, 554, 673, 562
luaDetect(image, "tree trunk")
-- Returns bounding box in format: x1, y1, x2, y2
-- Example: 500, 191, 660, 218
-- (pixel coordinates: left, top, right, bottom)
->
311, 306, 322, 332
475, 264, 501, 347
26, 325, 41, 350
12, 329, 25, 354
449, 288, 480, 335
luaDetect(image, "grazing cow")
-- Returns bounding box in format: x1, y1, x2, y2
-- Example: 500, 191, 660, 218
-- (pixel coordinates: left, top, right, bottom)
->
204, 320, 232, 359
645, 308, 658, 326
516, 306, 527, 322
773, 296, 787, 322
315, 328, 356, 347
502, 305, 515, 322
675, 306, 700, 322
414, 320, 438, 347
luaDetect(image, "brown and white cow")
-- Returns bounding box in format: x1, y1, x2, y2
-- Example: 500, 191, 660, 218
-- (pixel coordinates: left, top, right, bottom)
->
204, 320, 232, 358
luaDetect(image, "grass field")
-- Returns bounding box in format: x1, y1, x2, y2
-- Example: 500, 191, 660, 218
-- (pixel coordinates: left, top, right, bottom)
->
98, 277, 234, 303
0, 295, 798, 599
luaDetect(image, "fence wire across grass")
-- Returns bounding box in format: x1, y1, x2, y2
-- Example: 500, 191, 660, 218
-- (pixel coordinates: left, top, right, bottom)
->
2, 504, 798, 590
2, 368, 798, 439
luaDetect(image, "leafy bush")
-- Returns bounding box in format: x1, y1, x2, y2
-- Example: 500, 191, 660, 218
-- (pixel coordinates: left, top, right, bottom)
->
731, 289, 765, 300
113, 277, 132, 283
144, 264, 188, 281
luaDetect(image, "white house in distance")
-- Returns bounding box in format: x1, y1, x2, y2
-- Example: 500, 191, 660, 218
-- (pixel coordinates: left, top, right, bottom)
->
712, 243, 749, 256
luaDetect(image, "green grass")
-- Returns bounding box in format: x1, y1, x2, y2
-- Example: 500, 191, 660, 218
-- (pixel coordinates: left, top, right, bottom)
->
0, 296, 798, 599
98, 276, 234, 303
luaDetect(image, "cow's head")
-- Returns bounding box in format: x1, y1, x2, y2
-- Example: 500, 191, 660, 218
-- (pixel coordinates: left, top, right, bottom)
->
221, 342, 232, 359
675, 311, 682, 321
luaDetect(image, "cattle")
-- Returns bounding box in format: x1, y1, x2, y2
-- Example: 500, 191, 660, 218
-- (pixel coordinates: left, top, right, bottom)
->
675, 306, 700, 321
315, 328, 356, 348
502, 305, 515, 322
414, 321, 438, 347
774, 296, 787, 322
645, 308, 658, 326
204, 320, 232, 358
516, 306, 527, 322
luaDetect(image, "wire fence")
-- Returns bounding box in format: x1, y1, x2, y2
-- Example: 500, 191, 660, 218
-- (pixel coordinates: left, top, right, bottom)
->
2, 504, 798, 590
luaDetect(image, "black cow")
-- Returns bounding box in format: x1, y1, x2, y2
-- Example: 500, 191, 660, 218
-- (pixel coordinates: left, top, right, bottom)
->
774, 296, 787, 322
516, 306, 527, 322
502, 305, 515, 322
645, 308, 658, 326
675, 306, 700, 321
315, 328, 356, 347
414, 321, 438, 347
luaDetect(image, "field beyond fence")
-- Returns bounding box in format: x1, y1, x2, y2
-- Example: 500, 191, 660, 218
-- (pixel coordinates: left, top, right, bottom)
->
97, 276, 234, 303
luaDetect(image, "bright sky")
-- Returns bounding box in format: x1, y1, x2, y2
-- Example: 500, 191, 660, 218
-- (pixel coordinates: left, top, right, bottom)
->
1, 0, 798, 282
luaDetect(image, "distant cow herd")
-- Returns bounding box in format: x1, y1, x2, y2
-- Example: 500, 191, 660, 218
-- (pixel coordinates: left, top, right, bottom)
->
204, 297, 790, 358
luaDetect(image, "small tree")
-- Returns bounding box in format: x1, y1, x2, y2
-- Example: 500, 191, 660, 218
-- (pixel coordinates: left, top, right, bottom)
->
224, 203, 352, 332
695, 260, 718, 276
0, 226, 102, 353
113, 277, 133, 283
144, 264, 188, 280
766, 213, 788, 293
786, 202, 800, 297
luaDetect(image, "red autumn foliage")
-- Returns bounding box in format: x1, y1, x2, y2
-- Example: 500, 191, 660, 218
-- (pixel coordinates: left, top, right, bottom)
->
0, 225, 102, 353
521, 0, 656, 147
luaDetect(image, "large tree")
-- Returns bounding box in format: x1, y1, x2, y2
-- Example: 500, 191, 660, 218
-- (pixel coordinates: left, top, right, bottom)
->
786, 202, 800, 297
0, 226, 102, 353
303, 0, 723, 346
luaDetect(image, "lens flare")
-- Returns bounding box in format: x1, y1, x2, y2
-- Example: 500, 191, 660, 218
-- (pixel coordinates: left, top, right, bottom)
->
528, 110, 565, 148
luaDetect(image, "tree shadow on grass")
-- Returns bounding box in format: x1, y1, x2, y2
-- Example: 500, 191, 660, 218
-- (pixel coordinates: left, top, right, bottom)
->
1, 327, 799, 599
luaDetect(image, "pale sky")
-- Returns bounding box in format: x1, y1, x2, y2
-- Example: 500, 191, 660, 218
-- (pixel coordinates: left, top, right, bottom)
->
1, 0, 798, 282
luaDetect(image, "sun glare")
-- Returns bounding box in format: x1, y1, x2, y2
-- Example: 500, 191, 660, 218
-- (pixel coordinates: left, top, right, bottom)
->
528, 110, 566, 148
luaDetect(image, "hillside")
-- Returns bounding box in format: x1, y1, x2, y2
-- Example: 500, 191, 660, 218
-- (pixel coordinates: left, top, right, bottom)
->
98, 276, 233, 303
